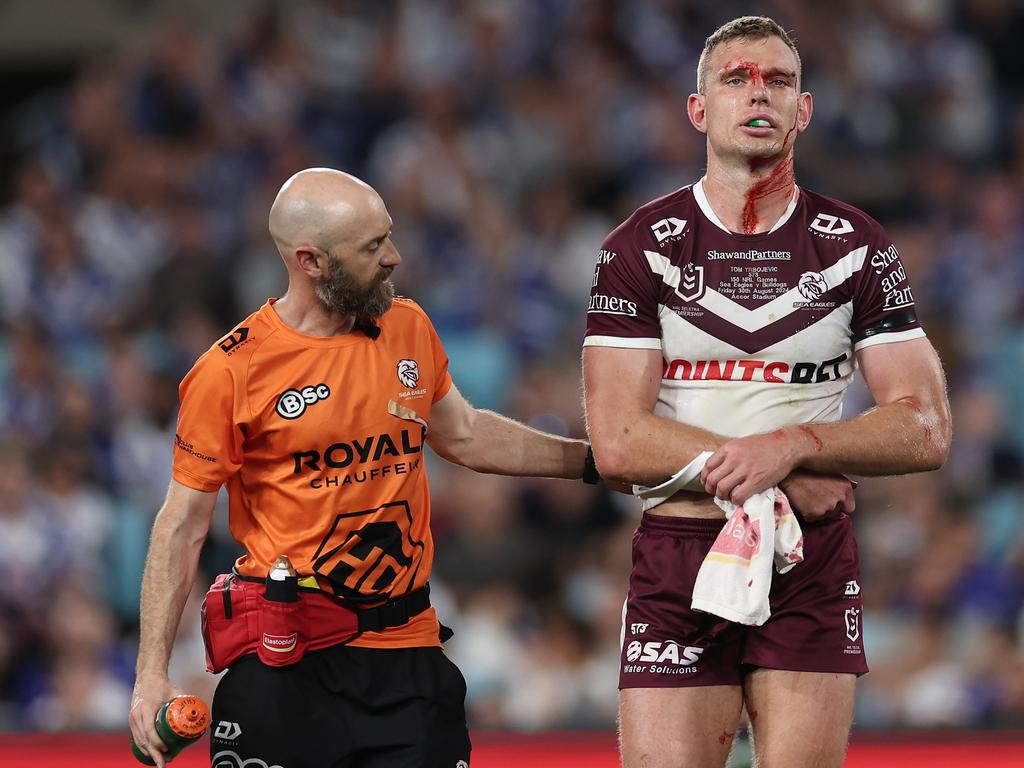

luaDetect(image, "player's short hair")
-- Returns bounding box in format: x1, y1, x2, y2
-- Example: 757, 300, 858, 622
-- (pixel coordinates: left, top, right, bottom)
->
696, 16, 801, 94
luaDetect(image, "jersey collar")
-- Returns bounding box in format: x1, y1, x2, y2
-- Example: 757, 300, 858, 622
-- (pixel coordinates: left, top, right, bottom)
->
693, 177, 800, 235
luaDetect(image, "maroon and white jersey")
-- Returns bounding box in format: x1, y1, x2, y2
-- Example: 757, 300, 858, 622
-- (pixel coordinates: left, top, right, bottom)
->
585, 178, 924, 444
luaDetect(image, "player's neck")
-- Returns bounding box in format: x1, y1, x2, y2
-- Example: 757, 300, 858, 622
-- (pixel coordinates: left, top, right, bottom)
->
272, 293, 357, 337
702, 151, 796, 235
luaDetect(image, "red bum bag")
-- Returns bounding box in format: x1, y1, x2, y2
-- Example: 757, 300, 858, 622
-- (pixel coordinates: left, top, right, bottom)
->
200, 573, 434, 673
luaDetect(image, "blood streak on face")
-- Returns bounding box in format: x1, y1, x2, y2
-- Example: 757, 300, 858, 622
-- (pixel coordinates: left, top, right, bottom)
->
741, 153, 795, 234
732, 59, 764, 86
724, 58, 800, 234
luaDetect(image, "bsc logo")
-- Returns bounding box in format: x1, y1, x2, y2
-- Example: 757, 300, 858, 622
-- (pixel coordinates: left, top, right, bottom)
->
397, 359, 420, 388
276, 384, 331, 420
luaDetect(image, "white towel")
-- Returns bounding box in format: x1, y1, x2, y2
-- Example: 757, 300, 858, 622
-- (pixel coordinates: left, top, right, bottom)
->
690, 487, 804, 626
633, 451, 714, 506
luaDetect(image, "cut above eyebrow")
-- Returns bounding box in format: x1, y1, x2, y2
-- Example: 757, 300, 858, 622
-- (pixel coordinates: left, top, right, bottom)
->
719, 66, 797, 81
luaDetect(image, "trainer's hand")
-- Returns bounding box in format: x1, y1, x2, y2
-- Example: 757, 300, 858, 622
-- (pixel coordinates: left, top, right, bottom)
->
130, 671, 183, 767
779, 469, 856, 523
701, 431, 804, 505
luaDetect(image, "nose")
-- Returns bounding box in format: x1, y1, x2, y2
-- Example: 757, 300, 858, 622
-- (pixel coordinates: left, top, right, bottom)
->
749, 82, 769, 105
380, 239, 401, 267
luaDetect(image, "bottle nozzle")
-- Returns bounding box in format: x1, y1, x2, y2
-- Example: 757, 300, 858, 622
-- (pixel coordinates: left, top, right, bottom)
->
270, 554, 296, 581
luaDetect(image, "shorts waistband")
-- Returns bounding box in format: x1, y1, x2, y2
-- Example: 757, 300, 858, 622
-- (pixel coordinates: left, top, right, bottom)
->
639, 512, 726, 540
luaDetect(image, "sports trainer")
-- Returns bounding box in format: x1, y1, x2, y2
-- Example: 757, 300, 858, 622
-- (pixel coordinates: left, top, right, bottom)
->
583, 16, 951, 768
129, 168, 597, 767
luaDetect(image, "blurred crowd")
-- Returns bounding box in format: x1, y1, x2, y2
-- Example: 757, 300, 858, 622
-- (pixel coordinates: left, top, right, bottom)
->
1, 0, 1023, 734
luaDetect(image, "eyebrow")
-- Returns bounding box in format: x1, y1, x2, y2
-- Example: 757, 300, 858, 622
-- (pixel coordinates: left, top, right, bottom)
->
720, 66, 797, 81
359, 224, 393, 249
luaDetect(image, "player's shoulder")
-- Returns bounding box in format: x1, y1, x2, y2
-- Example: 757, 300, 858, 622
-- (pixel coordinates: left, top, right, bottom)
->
606, 185, 697, 247
799, 188, 889, 243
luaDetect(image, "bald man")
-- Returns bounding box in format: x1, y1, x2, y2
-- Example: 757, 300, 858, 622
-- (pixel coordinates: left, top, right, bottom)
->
129, 168, 598, 767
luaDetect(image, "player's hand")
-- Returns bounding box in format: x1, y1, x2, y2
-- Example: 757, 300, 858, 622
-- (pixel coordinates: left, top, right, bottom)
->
701, 431, 803, 505
129, 671, 183, 767
779, 469, 856, 523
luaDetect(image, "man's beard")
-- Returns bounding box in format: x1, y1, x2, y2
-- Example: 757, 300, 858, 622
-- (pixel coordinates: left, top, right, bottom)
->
314, 255, 395, 319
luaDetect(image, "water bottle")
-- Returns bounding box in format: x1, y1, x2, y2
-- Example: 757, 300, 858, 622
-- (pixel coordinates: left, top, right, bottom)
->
131, 694, 210, 765
265, 554, 298, 602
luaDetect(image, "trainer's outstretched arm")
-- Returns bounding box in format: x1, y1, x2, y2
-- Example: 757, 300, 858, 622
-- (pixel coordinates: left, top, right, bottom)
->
427, 382, 589, 479
129, 480, 217, 767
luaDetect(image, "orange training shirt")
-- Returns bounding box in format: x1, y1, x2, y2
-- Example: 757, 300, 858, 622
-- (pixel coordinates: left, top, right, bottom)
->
171, 297, 452, 648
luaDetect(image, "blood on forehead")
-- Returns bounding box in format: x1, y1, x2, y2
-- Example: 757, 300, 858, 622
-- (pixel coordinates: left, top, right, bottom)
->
720, 59, 797, 87
723, 59, 765, 86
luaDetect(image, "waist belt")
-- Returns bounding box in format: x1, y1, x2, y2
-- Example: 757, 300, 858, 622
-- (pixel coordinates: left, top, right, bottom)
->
200, 573, 436, 673
356, 585, 432, 633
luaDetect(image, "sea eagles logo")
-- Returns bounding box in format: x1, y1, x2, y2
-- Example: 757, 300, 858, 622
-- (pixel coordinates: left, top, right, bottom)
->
676, 263, 705, 302
797, 271, 828, 301
397, 359, 420, 388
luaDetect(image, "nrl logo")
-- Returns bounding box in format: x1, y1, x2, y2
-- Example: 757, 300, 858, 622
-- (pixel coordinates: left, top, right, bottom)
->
676, 263, 705, 302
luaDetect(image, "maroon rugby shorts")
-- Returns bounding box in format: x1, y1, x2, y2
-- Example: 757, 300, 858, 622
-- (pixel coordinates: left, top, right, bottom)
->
619, 512, 867, 688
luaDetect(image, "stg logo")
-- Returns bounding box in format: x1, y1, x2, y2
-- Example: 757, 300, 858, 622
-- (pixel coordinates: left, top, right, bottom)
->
651, 217, 687, 243
630, 623, 649, 635
810, 213, 854, 235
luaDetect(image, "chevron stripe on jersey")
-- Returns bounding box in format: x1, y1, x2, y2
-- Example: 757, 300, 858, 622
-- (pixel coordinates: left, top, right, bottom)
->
584, 179, 925, 442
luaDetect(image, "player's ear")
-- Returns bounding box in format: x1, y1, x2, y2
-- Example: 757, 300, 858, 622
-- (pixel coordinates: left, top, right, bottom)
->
294, 245, 328, 278
796, 91, 813, 133
687, 93, 708, 134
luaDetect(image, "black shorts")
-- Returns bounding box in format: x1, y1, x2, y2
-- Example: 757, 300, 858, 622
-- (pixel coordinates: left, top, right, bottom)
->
210, 645, 471, 768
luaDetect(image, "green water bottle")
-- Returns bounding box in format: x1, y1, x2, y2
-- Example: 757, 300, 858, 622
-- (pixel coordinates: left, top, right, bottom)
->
131, 694, 211, 765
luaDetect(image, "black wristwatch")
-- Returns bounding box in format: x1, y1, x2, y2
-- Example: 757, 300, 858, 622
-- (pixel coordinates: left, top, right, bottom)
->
582, 445, 599, 484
